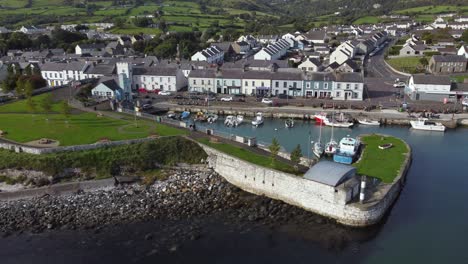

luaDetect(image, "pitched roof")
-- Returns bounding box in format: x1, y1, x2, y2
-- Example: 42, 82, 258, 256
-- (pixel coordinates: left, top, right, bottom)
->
335, 72, 363, 83
188, 69, 216, 78
99, 79, 121, 91
133, 66, 179, 76
432, 55, 467, 63
303, 30, 326, 41
412, 75, 451, 85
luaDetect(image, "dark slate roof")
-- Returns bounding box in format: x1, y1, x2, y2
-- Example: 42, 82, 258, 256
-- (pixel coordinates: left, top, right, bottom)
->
247, 59, 289, 68
327, 62, 340, 70
86, 64, 115, 75
432, 55, 467, 63
133, 66, 178, 76
215, 69, 244, 79
40, 61, 89, 71
99, 79, 121, 91
304, 30, 326, 41
342, 59, 360, 71
77, 43, 106, 50
335, 72, 363, 83
412, 75, 451, 85
304, 161, 356, 187
304, 72, 335, 81
271, 70, 303, 80
304, 57, 321, 67
188, 69, 216, 78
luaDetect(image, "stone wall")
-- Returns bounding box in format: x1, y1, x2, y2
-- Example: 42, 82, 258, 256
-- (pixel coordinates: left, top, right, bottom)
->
199, 140, 412, 227
0, 137, 156, 155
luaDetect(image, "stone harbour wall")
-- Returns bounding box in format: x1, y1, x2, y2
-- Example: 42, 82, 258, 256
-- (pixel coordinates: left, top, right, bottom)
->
199, 141, 412, 227
0, 137, 156, 155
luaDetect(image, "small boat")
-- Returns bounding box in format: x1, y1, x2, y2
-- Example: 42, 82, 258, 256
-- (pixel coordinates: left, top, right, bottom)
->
333, 136, 360, 164
167, 111, 177, 119
180, 111, 190, 119
285, 118, 294, 128
236, 115, 244, 126
410, 118, 445, 132
224, 115, 236, 127
324, 113, 338, 156
195, 111, 206, 122
206, 113, 218, 124
252, 112, 264, 127
358, 119, 380, 126
379, 143, 393, 150
312, 121, 324, 158
314, 112, 328, 124
324, 118, 354, 128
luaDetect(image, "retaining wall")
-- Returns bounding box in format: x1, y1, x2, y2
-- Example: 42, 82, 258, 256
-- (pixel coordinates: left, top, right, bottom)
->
199, 138, 412, 227
0, 137, 157, 155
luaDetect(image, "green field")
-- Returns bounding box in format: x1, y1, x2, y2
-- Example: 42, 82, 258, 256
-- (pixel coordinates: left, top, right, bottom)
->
451, 75, 468, 83
354, 135, 409, 183
0, 94, 186, 146
395, 5, 468, 15
386, 56, 426, 74
197, 138, 298, 175
353, 16, 381, 25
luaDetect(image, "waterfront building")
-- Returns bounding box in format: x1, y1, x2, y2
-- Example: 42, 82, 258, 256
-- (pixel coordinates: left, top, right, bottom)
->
40, 61, 91, 87
188, 69, 216, 93
333, 72, 364, 101
406, 75, 452, 101
271, 70, 304, 96
215, 69, 243, 94
429, 55, 467, 74
303, 72, 335, 98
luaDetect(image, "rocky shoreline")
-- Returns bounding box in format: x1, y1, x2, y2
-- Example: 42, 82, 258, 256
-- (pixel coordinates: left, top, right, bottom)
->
0, 168, 379, 251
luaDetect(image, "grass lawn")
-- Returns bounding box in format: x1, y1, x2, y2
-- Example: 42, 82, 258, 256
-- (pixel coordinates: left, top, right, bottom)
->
395, 5, 468, 15
197, 138, 299, 175
353, 16, 380, 25
0, 94, 186, 145
386, 56, 426, 74
354, 135, 409, 183
451, 75, 468, 83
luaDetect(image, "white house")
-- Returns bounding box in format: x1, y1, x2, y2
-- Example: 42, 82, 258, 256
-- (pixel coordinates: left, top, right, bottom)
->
457, 46, 468, 59
132, 66, 187, 92
19, 26, 46, 34
303, 30, 327, 44
298, 58, 322, 72
253, 39, 290, 60
406, 75, 452, 101
75, 43, 106, 55
191, 46, 224, 64
91, 79, 123, 100
188, 69, 216, 92
241, 71, 272, 96
330, 41, 357, 65
40, 61, 91, 87
455, 15, 468, 23
333, 72, 364, 101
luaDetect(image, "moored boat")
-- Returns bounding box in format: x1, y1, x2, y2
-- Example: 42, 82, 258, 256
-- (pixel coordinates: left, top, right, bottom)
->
333, 136, 360, 164
224, 115, 236, 127
324, 113, 338, 156
410, 118, 445, 132
236, 115, 244, 126
312, 121, 324, 158
323, 118, 354, 128
206, 113, 218, 124
314, 112, 328, 124
285, 118, 294, 128
180, 111, 190, 119
252, 112, 264, 127
358, 119, 380, 126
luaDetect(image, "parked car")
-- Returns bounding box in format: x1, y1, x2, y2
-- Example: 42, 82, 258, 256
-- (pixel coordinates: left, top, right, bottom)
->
159, 91, 171, 96
393, 82, 406, 88
220, 96, 233, 102
261, 98, 273, 104
142, 104, 152, 110
233, 94, 246, 102
173, 95, 184, 99
205, 96, 216, 101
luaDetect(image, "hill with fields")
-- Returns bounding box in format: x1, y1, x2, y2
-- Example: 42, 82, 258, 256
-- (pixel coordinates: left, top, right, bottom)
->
0, 0, 467, 34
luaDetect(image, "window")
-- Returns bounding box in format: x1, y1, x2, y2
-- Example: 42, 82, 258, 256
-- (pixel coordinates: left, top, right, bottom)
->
314, 82, 319, 89
337, 83, 341, 89
106, 92, 112, 97
306, 83, 310, 88
346, 84, 350, 89
217, 80, 220, 85
151, 77, 154, 82
252, 81, 255, 86
202, 80, 204, 85
231, 80, 235, 86
354, 84, 359, 90
261, 82, 264, 87
224, 80, 226, 85
143, 77, 146, 82
193, 80, 196, 84
275, 81, 279, 88
208, 80, 211, 85
324, 83, 328, 89
283, 82, 287, 88
160, 77, 162, 82
336, 92, 340, 97
301, 67, 306, 71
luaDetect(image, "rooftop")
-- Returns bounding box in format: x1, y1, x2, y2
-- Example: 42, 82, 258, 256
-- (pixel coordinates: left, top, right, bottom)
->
304, 161, 356, 187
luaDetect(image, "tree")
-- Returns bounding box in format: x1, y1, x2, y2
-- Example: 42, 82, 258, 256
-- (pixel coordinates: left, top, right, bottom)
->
268, 137, 281, 164
40, 93, 53, 121
290, 144, 303, 165
26, 97, 36, 115
419, 57, 429, 69
461, 29, 468, 43
24, 81, 34, 99
15, 77, 26, 96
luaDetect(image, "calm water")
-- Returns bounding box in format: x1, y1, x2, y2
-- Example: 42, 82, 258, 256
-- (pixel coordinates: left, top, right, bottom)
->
1, 119, 467, 264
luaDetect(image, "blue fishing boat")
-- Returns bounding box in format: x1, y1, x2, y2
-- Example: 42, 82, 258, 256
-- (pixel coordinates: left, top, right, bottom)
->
333, 136, 360, 165
180, 111, 190, 119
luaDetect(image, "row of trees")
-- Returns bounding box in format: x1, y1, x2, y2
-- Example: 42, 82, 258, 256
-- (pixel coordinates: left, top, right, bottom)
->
1, 65, 47, 95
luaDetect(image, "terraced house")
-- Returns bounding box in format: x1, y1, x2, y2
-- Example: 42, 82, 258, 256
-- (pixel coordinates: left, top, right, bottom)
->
253, 39, 290, 60
191, 46, 224, 64
40, 61, 91, 87
429, 55, 467, 74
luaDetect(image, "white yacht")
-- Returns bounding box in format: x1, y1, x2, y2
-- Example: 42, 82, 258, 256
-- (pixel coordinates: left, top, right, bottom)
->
236, 115, 244, 126
358, 119, 380, 126
410, 118, 445, 132
333, 136, 361, 164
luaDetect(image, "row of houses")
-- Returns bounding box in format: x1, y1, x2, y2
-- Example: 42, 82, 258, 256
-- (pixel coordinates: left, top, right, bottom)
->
187, 68, 364, 101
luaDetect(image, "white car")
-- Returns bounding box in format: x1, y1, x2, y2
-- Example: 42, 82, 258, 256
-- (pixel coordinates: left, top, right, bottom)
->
159, 91, 171, 96
261, 98, 273, 104
393, 82, 406, 88
220, 96, 233, 102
